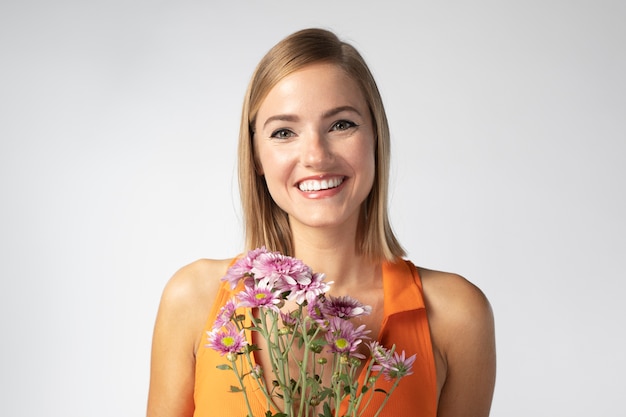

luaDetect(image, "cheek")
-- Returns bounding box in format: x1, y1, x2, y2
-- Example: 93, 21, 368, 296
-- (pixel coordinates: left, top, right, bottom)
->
255, 147, 273, 177
254, 138, 284, 176
364, 154, 376, 189
359, 137, 376, 175
256, 147, 289, 187
360, 140, 377, 192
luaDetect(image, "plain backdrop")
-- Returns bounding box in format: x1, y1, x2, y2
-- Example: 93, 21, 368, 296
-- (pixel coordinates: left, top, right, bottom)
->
1, 1, 624, 416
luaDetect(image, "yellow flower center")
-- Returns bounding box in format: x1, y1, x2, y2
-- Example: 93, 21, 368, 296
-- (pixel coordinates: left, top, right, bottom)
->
255, 293, 267, 300
222, 336, 235, 347
335, 338, 348, 350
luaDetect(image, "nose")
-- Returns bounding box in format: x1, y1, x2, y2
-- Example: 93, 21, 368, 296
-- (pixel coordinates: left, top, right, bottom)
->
300, 130, 333, 169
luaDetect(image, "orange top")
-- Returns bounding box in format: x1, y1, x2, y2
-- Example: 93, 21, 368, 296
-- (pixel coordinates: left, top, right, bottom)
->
193, 259, 437, 416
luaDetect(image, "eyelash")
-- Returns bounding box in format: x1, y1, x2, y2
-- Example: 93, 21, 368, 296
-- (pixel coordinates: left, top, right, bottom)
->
270, 120, 358, 139
331, 120, 358, 131
270, 129, 295, 139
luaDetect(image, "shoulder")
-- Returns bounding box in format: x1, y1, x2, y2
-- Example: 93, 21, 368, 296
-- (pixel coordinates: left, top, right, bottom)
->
418, 267, 496, 416
419, 268, 493, 326
161, 258, 233, 304
156, 258, 235, 347
147, 258, 235, 416
419, 267, 494, 353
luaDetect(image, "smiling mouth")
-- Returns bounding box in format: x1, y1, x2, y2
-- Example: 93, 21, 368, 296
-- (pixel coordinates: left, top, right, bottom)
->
298, 177, 345, 192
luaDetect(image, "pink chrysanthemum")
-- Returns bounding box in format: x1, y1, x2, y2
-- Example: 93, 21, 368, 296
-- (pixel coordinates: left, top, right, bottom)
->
212, 298, 237, 331
237, 281, 282, 312
373, 350, 416, 380
221, 247, 268, 289
206, 323, 248, 355
251, 251, 313, 292
322, 295, 372, 319
325, 316, 371, 359
307, 297, 329, 329
368, 341, 393, 368
286, 271, 332, 305
386, 350, 416, 378
280, 310, 298, 328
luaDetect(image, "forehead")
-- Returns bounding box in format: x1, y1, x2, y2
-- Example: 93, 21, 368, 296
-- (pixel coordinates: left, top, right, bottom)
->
255, 63, 368, 122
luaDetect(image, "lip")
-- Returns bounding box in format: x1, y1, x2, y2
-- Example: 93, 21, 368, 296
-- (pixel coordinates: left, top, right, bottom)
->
295, 174, 347, 196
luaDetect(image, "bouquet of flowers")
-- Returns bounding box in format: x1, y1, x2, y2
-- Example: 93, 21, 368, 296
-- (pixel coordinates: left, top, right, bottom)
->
206, 247, 416, 417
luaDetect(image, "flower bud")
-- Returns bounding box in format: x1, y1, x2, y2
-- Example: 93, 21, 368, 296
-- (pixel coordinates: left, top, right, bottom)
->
251, 365, 263, 379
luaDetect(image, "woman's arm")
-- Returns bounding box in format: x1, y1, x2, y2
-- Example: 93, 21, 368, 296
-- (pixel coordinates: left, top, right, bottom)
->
422, 270, 496, 416
146, 260, 227, 417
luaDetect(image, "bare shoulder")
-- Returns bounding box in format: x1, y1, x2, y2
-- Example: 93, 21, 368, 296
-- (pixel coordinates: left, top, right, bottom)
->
157, 258, 234, 342
153, 257, 235, 359
418, 268, 496, 416
161, 258, 233, 307
147, 258, 234, 417
419, 268, 493, 328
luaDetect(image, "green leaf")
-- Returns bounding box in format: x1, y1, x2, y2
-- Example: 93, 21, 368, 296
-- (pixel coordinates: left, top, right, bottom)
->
216, 364, 232, 371
245, 344, 261, 353
310, 338, 327, 347
319, 402, 333, 417
318, 388, 332, 402
336, 373, 350, 385
229, 385, 242, 392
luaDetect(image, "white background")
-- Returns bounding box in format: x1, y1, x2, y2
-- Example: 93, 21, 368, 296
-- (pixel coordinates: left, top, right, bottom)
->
1, 1, 625, 416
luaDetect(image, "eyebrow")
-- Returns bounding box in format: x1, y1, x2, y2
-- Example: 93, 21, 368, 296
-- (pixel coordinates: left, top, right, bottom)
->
261, 105, 363, 130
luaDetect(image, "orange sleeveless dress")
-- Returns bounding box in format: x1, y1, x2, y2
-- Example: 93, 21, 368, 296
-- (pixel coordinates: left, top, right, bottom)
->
193, 259, 437, 416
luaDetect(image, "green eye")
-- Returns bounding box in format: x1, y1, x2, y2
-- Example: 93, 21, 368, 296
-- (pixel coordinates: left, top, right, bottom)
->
331, 120, 357, 131
270, 129, 295, 139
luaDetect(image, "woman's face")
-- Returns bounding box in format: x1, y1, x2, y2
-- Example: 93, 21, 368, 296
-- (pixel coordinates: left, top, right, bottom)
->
253, 63, 376, 233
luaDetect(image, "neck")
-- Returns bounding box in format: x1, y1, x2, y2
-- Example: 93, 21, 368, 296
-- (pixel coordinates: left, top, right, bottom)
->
291, 225, 378, 289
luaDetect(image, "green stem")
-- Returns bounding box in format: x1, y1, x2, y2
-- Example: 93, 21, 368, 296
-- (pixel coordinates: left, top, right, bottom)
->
297, 326, 312, 417
263, 310, 294, 414
241, 310, 279, 411
350, 358, 377, 417
371, 378, 401, 417
332, 355, 344, 417
229, 355, 255, 417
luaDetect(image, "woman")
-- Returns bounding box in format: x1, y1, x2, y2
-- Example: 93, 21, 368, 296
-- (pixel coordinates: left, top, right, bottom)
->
147, 28, 496, 417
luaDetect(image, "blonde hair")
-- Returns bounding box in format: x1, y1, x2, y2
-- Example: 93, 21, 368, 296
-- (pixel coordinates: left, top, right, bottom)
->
238, 28, 405, 261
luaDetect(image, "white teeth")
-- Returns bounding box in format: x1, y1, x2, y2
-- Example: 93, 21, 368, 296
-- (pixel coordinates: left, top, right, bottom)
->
298, 177, 344, 192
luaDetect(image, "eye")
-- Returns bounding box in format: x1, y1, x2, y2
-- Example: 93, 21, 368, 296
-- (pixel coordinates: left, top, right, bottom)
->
270, 128, 295, 139
330, 120, 358, 131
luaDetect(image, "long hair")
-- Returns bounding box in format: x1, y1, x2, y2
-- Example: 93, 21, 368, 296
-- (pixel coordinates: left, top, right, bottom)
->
238, 28, 405, 261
